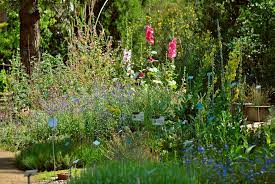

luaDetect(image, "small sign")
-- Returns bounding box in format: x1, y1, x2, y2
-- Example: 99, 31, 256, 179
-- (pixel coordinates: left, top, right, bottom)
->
132, 112, 144, 121
48, 118, 58, 128
152, 116, 165, 126
93, 140, 100, 146
207, 116, 215, 122
256, 85, 261, 90
65, 141, 70, 147
182, 119, 188, 125
71, 96, 80, 103
24, 170, 38, 177
72, 159, 80, 165
231, 82, 237, 88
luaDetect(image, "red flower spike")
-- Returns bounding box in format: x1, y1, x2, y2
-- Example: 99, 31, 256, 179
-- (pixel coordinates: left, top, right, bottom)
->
168, 38, 177, 59
145, 25, 154, 45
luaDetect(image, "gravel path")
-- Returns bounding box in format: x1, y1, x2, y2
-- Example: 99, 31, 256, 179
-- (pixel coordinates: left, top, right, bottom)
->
0, 150, 29, 184
0, 150, 68, 184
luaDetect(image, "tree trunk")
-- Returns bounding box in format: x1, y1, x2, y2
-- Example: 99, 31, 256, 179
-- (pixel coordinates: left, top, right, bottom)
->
0, 9, 7, 31
19, 0, 40, 75
0, 10, 7, 23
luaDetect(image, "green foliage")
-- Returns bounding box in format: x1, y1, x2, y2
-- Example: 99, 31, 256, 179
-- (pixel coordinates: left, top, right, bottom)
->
0, 1, 274, 182
245, 85, 269, 105
38, 4, 69, 56
0, 123, 31, 151
233, 0, 275, 87
70, 161, 203, 184
0, 11, 19, 64
15, 140, 105, 171
0, 69, 8, 92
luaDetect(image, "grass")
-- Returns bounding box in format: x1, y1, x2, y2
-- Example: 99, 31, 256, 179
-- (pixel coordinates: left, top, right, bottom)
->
70, 161, 209, 184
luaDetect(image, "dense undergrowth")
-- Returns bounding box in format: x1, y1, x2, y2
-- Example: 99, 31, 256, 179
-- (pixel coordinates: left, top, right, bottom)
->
0, 1, 274, 183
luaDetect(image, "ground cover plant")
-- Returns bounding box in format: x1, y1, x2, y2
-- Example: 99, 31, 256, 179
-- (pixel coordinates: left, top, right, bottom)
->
0, 0, 274, 183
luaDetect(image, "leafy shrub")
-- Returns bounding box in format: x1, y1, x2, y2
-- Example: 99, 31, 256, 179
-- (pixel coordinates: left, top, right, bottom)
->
0, 11, 19, 64
0, 69, 8, 92
16, 140, 105, 171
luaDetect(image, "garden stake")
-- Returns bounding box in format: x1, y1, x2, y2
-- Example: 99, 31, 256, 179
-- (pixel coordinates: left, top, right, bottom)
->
24, 170, 37, 184
48, 117, 58, 171
188, 76, 193, 92
52, 128, 56, 171
70, 159, 80, 180
207, 72, 212, 106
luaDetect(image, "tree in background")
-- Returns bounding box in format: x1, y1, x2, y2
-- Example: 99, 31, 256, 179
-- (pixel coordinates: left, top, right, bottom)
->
199, 0, 274, 87
235, 0, 274, 87
19, 0, 40, 75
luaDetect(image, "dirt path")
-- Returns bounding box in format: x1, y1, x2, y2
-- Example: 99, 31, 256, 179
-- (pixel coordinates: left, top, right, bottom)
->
0, 150, 33, 184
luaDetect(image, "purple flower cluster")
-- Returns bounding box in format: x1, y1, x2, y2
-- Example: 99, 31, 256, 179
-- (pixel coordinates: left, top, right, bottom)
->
180, 144, 274, 182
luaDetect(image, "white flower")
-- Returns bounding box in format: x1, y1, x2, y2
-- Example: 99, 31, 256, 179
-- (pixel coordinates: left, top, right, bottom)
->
123, 49, 132, 63
148, 67, 158, 73
152, 80, 163, 84
112, 78, 119, 82
168, 80, 177, 86
127, 69, 134, 76
151, 51, 157, 55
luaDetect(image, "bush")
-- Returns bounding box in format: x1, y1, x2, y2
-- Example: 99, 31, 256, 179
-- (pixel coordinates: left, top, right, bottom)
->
16, 140, 105, 171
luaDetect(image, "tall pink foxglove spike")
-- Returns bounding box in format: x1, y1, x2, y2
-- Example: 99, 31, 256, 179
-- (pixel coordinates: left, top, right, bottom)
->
168, 38, 177, 59
145, 25, 154, 45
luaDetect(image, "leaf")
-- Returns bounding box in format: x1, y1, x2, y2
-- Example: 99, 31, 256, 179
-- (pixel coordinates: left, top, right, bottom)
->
265, 132, 271, 145
245, 145, 256, 154
270, 143, 275, 148
151, 51, 157, 55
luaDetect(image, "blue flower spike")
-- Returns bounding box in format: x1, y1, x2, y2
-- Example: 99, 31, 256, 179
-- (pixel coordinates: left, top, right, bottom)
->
198, 146, 205, 153
207, 72, 212, 77
224, 144, 229, 150
188, 76, 194, 80
196, 102, 203, 110
207, 116, 215, 122
208, 159, 214, 165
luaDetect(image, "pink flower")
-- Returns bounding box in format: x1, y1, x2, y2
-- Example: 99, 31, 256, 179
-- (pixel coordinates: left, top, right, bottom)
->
145, 25, 154, 45
168, 38, 177, 59
138, 72, 145, 78
148, 57, 157, 63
